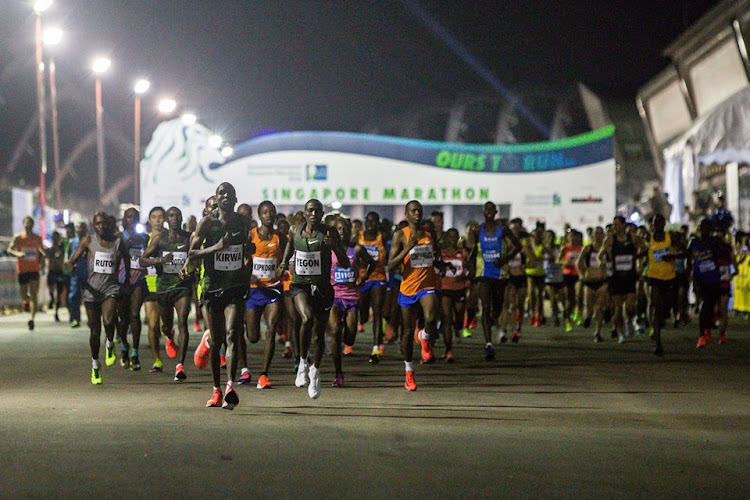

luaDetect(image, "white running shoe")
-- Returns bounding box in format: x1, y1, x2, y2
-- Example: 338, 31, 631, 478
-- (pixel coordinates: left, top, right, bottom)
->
308, 364, 321, 399
495, 330, 506, 344
295, 359, 309, 387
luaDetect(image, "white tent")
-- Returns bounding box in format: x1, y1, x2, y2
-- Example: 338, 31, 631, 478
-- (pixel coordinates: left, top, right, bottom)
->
663, 85, 750, 223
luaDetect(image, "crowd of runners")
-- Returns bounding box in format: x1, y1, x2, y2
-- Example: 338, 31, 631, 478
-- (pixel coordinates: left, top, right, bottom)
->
6, 182, 742, 409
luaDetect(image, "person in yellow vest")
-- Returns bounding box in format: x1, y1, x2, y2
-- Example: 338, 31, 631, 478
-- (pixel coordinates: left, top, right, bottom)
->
526, 224, 549, 327
642, 214, 684, 356
7, 216, 47, 330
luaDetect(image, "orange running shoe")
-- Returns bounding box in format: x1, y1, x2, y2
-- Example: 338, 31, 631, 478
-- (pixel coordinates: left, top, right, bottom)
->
718, 333, 727, 344
205, 389, 222, 407
193, 319, 201, 333
357, 323, 364, 333
174, 363, 187, 382
468, 318, 477, 329
220, 352, 226, 368
445, 350, 456, 363
344, 345, 354, 356
697, 329, 711, 348
256, 374, 272, 389
404, 370, 417, 391
384, 324, 396, 342
283, 345, 292, 358
420, 337, 434, 364
414, 327, 422, 343
194, 330, 211, 370
165, 335, 178, 359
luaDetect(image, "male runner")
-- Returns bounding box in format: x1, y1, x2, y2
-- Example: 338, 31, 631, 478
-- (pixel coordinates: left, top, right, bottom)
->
246, 200, 286, 389
7, 216, 45, 330
184, 183, 254, 409
46, 231, 66, 322
66, 212, 129, 384
278, 199, 348, 399
439, 228, 469, 362
357, 211, 390, 363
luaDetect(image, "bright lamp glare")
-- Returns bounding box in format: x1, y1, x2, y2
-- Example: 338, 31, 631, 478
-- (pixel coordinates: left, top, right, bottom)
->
92, 57, 111, 74
135, 223, 145, 233
33, 0, 53, 14
158, 99, 177, 113
331, 201, 342, 210
221, 146, 234, 158
208, 135, 223, 148
133, 79, 150, 94
181, 113, 197, 126
43, 27, 62, 46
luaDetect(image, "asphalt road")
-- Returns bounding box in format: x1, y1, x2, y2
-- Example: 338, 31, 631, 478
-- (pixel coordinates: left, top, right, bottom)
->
1, 308, 749, 499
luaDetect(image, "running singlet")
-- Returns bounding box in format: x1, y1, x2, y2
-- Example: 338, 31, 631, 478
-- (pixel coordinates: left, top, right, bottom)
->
251, 227, 282, 288
157, 232, 190, 293
85, 235, 121, 301
400, 226, 438, 296
611, 235, 636, 279
476, 223, 503, 279
145, 232, 160, 292
291, 224, 331, 288
526, 242, 546, 277
441, 248, 469, 291
544, 248, 564, 284
330, 246, 359, 300
357, 230, 387, 282
562, 244, 582, 276
692, 237, 721, 285
15, 233, 42, 274
203, 224, 250, 292
121, 229, 147, 285
646, 232, 675, 281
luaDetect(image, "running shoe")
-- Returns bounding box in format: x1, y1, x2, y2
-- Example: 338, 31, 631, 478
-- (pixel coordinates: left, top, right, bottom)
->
238, 370, 252, 385
194, 330, 211, 370
70, 320, 81, 328
308, 365, 321, 399
610, 328, 618, 339
295, 360, 309, 387
495, 330, 506, 344
344, 345, 354, 356
565, 320, 573, 333
653, 343, 664, 357
54, 313, 60, 322
193, 319, 202, 333
593, 333, 603, 343
105, 345, 116, 366
512, 330, 521, 343
484, 343, 495, 361
369, 352, 380, 364
174, 363, 187, 382
150, 359, 163, 373
129, 356, 141, 371
420, 336, 434, 364
378, 344, 385, 355
222, 385, 239, 410
385, 324, 396, 342
583, 316, 592, 329
718, 333, 727, 345
462, 327, 472, 338
404, 370, 417, 391
332, 373, 344, 387
696, 333, 711, 348
553, 317, 560, 327
445, 350, 456, 363
468, 318, 477, 329
91, 367, 102, 385
283, 345, 293, 358
357, 323, 364, 333
220, 351, 226, 369
617, 333, 626, 344
28, 320, 34, 331
165, 335, 178, 359
414, 327, 422, 343
120, 351, 130, 368
256, 374, 272, 389
206, 389, 222, 408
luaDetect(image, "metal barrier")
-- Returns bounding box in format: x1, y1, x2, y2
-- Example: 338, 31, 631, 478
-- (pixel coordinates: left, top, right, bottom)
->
0, 257, 21, 309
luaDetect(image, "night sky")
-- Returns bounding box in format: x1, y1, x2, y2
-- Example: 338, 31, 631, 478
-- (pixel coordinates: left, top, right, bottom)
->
0, 0, 722, 205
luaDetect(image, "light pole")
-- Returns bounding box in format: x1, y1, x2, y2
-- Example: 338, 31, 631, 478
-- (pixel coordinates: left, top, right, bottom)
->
33, 0, 52, 238
43, 26, 62, 209
92, 56, 110, 198
133, 78, 150, 206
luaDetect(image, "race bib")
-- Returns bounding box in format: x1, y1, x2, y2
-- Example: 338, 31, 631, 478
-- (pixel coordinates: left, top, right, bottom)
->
93, 251, 115, 275
22, 247, 37, 261
589, 254, 601, 268
545, 263, 563, 283
163, 251, 187, 274
444, 258, 464, 278
129, 248, 143, 270
614, 255, 634, 272
147, 266, 158, 276
252, 257, 277, 279
364, 245, 380, 260
214, 244, 243, 271
653, 248, 669, 263
720, 265, 731, 281
566, 251, 580, 264
333, 267, 356, 284
482, 249, 500, 262
698, 259, 717, 274
295, 250, 321, 276
409, 245, 434, 268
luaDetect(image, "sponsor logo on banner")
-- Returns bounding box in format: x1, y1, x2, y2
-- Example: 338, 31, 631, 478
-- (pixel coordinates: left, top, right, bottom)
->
523, 192, 563, 207
571, 196, 603, 203
306, 164, 327, 181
